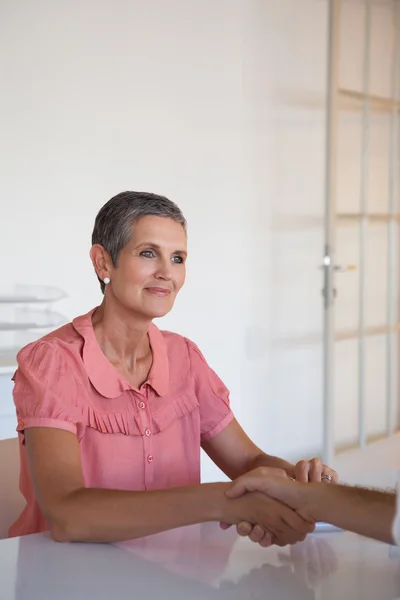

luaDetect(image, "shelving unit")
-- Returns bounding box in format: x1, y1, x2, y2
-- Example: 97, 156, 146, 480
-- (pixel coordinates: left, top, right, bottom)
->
0, 286, 68, 374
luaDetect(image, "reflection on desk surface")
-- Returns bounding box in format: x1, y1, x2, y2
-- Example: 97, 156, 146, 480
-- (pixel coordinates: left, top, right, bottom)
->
0, 521, 398, 600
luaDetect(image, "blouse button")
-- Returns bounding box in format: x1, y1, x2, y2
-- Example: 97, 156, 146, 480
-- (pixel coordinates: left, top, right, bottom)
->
138, 401, 146, 410
145, 429, 151, 437
147, 454, 154, 463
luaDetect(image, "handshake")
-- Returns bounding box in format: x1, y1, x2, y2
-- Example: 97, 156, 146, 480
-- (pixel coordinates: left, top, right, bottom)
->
219, 461, 338, 548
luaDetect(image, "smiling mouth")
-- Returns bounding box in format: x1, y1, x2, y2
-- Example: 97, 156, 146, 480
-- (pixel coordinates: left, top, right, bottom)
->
145, 287, 171, 297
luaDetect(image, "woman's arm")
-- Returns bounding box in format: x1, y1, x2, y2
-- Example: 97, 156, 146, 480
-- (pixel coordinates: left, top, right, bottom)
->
201, 419, 295, 479
202, 419, 337, 483
25, 428, 313, 544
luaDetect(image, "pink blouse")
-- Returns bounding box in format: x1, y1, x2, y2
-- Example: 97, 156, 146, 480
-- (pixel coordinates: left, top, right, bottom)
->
9, 308, 234, 538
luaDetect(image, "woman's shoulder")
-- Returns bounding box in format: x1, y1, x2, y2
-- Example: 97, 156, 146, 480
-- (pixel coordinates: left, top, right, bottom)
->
16, 321, 83, 374
156, 327, 209, 371
156, 327, 196, 355
13, 322, 86, 434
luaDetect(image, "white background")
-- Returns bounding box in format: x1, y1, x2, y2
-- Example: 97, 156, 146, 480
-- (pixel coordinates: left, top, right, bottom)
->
2, 0, 389, 480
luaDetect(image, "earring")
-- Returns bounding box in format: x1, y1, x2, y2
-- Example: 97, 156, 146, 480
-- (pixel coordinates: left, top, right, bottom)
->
103, 277, 111, 285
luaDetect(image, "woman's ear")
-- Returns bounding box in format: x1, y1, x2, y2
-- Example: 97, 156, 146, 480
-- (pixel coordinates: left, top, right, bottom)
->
90, 244, 112, 281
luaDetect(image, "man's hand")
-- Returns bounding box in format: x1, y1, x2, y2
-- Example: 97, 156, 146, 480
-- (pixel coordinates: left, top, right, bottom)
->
220, 460, 338, 546
220, 467, 316, 547
220, 467, 290, 546
225, 467, 398, 544
226, 466, 314, 519
221, 485, 315, 547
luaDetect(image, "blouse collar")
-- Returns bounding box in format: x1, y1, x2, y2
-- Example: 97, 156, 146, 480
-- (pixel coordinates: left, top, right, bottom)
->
72, 308, 170, 398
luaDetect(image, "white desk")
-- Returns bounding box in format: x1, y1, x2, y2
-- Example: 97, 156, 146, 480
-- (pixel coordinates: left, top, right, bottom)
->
0, 522, 399, 600
1, 469, 399, 599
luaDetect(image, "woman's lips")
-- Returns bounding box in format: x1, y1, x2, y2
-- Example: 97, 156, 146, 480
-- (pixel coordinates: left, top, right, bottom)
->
145, 287, 171, 297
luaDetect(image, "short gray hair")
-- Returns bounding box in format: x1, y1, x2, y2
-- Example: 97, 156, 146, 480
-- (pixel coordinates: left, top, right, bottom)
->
92, 191, 187, 293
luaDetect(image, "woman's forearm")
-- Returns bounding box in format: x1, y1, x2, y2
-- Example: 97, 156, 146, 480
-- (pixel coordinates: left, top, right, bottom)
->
249, 452, 295, 478
50, 483, 231, 543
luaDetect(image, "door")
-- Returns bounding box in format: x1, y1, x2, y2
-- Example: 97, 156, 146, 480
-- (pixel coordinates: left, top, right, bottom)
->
323, 0, 400, 464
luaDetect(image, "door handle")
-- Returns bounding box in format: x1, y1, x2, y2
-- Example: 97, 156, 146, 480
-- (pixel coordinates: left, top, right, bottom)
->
320, 257, 356, 307
333, 264, 357, 273
319, 261, 357, 272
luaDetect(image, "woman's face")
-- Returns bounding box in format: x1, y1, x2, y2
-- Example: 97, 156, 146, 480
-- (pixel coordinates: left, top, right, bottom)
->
105, 216, 187, 319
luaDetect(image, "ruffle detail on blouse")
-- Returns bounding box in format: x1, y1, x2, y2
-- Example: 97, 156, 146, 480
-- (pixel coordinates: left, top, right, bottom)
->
151, 393, 198, 434
84, 393, 199, 437
86, 405, 141, 436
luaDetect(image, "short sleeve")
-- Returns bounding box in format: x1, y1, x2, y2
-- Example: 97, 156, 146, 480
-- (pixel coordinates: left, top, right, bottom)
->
13, 341, 83, 442
186, 339, 234, 442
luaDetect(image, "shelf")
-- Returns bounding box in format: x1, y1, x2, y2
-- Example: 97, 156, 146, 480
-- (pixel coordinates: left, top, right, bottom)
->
0, 286, 67, 304
0, 365, 16, 375
338, 88, 400, 112
0, 348, 18, 374
336, 213, 400, 223
0, 322, 62, 331
0, 296, 43, 304
335, 322, 400, 342
0, 309, 67, 332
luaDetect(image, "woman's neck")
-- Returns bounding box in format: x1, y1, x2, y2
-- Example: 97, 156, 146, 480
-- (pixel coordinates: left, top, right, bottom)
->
92, 299, 152, 366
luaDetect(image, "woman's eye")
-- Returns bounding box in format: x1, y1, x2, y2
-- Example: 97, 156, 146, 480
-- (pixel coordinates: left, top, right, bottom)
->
172, 255, 184, 264
140, 250, 184, 263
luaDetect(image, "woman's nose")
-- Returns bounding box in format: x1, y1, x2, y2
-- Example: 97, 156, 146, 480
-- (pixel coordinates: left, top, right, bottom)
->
155, 258, 172, 280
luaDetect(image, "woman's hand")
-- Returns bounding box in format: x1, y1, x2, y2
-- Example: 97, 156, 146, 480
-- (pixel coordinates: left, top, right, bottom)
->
220, 467, 315, 547
292, 458, 338, 484
221, 485, 315, 548
220, 466, 289, 546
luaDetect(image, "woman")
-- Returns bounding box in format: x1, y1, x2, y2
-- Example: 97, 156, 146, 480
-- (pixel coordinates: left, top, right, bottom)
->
10, 191, 337, 545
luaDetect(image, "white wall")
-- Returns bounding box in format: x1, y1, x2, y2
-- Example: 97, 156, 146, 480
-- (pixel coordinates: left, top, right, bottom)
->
0, 0, 329, 479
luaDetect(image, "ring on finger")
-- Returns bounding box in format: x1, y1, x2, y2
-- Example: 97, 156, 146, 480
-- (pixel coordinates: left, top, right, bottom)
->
321, 475, 332, 482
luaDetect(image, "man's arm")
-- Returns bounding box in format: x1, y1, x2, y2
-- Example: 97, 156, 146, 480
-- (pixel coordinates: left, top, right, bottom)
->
304, 483, 396, 544
226, 468, 396, 544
